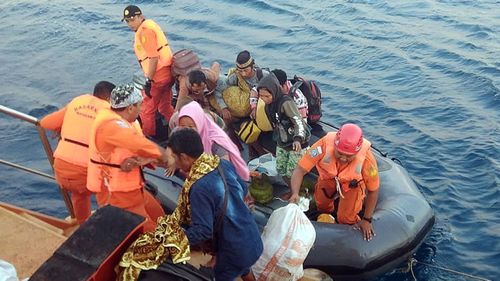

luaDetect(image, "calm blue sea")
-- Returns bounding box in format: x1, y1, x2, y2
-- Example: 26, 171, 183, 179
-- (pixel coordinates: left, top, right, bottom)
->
0, 0, 498, 280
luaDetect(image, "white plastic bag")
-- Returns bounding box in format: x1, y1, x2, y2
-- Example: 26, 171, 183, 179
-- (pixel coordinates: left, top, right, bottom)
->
252, 204, 316, 281
0, 260, 19, 281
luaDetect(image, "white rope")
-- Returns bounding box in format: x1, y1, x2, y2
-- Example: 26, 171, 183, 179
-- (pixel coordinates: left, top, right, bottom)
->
335, 177, 344, 199
410, 258, 417, 280
409, 258, 492, 281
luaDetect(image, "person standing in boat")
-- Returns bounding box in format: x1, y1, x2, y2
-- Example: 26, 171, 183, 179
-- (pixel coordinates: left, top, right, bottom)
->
257, 73, 310, 189
87, 84, 168, 232
39, 81, 115, 225
289, 123, 380, 241
122, 5, 175, 138
165, 128, 262, 281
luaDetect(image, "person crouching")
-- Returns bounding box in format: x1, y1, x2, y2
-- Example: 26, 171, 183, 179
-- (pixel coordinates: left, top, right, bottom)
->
166, 128, 262, 281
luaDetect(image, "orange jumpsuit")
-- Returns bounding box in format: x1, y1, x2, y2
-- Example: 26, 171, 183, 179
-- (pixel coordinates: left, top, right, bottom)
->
40, 94, 109, 224
89, 109, 163, 231
298, 133, 379, 224
134, 19, 174, 136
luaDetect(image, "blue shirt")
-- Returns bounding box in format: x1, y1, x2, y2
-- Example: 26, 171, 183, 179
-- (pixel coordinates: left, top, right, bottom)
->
185, 159, 263, 269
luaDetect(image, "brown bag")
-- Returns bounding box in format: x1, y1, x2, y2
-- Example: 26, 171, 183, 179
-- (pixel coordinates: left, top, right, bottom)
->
171, 49, 201, 77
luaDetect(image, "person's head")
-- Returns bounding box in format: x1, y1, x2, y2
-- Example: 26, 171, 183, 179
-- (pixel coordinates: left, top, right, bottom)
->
110, 83, 143, 122
178, 101, 205, 132
271, 69, 288, 94
93, 81, 116, 101
166, 128, 204, 172
235, 50, 255, 78
334, 123, 363, 163
178, 116, 197, 130
122, 5, 144, 31
257, 73, 282, 105
188, 70, 207, 95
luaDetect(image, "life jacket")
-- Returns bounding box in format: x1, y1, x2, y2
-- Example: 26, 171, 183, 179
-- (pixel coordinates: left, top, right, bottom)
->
87, 109, 144, 193
134, 19, 173, 80
316, 132, 371, 194
53, 94, 109, 167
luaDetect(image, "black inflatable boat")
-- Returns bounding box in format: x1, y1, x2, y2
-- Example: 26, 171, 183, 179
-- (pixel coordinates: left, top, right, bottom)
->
144, 121, 435, 281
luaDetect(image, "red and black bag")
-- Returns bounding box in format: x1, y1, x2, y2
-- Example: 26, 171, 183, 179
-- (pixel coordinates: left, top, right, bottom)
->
290, 75, 323, 124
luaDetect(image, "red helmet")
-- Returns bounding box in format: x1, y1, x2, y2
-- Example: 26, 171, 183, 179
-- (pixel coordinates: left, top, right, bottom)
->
334, 123, 363, 155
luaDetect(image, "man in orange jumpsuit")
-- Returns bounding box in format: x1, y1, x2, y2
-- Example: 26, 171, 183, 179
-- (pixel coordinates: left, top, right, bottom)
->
87, 83, 168, 231
289, 123, 380, 241
40, 81, 115, 224
122, 5, 175, 137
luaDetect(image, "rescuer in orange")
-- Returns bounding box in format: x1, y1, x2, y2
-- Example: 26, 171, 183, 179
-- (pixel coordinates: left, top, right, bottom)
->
87, 84, 168, 231
289, 123, 380, 241
122, 5, 175, 137
40, 81, 115, 224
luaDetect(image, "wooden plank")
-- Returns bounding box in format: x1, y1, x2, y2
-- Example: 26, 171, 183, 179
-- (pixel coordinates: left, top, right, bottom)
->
19, 212, 65, 235
0, 206, 66, 279
0, 201, 76, 231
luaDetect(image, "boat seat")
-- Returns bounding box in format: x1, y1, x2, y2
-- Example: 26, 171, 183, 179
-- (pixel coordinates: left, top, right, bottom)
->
29, 205, 145, 281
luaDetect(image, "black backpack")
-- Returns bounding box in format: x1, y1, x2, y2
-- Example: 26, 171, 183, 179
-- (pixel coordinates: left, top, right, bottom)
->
289, 75, 322, 124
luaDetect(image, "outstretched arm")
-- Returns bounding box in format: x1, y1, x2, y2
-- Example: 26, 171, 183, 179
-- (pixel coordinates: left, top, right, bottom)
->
289, 166, 307, 203
39, 106, 67, 132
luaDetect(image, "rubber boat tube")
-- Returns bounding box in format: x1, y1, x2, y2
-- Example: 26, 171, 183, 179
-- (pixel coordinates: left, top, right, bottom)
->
144, 121, 435, 281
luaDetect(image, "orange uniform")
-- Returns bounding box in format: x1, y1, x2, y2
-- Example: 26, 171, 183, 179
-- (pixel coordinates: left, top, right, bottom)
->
134, 19, 175, 136
87, 108, 163, 231
298, 132, 379, 224
40, 94, 109, 224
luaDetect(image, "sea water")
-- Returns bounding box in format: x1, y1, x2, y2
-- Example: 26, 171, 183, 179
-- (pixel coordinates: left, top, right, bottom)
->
0, 1, 498, 280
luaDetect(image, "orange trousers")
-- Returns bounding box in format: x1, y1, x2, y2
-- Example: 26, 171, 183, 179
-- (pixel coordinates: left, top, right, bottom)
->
107, 188, 164, 232
140, 70, 175, 136
313, 179, 365, 224
54, 158, 92, 224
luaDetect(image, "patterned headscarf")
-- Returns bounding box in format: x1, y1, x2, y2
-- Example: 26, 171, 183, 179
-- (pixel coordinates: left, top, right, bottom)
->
110, 83, 143, 109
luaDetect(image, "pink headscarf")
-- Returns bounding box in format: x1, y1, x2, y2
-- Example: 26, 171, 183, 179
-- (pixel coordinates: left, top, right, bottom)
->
178, 101, 250, 181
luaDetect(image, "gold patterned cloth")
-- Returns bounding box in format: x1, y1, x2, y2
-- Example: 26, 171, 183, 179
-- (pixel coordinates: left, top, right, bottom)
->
117, 153, 220, 281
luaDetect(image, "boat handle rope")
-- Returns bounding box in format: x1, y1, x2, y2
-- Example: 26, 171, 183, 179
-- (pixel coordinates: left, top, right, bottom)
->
406, 258, 492, 281
335, 177, 344, 199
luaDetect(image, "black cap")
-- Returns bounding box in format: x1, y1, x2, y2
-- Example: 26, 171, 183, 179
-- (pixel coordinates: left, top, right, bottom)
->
121, 5, 142, 22
236, 50, 254, 69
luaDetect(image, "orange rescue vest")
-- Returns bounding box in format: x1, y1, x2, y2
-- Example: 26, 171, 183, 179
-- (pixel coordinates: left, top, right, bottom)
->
316, 132, 371, 194
53, 94, 109, 167
87, 109, 144, 193
134, 19, 173, 80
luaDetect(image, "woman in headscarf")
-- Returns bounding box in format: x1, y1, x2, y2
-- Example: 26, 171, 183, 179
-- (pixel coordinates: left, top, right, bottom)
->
257, 73, 310, 189
170, 101, 250, 181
